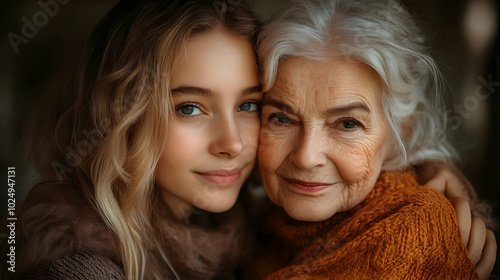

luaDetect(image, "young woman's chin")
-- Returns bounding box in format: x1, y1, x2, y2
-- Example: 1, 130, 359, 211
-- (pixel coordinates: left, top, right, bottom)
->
193, 186, 242, 213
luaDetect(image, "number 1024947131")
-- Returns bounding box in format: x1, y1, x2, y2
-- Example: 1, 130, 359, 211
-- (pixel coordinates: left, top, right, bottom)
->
7, 167, 15, 217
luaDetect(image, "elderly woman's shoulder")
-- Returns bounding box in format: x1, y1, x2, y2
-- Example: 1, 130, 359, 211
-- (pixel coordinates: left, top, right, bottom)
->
11, 179, 120, 276
375, 171, 456, 212
371, 171, 466, 237
359, 171, 476, 277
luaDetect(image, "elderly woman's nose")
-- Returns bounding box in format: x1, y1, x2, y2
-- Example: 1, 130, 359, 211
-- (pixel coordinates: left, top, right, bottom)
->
289, 129, 329, 169
209, 117, 244, 158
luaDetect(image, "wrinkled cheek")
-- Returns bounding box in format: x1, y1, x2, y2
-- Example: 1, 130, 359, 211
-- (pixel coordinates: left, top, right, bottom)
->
257, 130, 282, 193
336, 142, 377, 184
258, 129, 275, 154
258, 127, 271, 143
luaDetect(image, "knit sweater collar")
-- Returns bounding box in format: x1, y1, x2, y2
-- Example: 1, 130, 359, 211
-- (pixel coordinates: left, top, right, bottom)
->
265, 171, 417, 253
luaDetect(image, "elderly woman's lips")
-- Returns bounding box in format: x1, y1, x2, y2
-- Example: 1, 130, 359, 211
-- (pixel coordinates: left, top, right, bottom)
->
284, 178, 334, 194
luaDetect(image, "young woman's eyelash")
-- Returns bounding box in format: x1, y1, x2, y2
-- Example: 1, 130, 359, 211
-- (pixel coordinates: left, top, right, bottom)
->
238, 100, 262, 112
175, 102, 203, 118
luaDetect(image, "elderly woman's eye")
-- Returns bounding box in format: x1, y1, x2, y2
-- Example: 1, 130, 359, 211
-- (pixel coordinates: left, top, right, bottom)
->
343, 122, 356, 129
269, 113, 292, 124
339, 119, 360, 129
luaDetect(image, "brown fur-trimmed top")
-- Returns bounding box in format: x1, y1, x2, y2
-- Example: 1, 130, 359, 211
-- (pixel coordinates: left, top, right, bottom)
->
6, 178, 250, 279
15, 179, 121, 275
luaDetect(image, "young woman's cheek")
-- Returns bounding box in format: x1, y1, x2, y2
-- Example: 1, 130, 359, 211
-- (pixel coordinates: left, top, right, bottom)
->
166, 121, 210, 154
237, 114, 261, 150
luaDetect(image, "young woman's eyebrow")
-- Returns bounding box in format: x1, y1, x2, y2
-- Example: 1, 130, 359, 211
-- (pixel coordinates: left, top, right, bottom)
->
242, 85, 263, 95
171, 85, 262, 97
171, 86, 217, 96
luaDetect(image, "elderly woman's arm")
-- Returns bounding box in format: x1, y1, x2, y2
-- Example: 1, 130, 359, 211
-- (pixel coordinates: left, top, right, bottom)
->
415, 162, 497, 280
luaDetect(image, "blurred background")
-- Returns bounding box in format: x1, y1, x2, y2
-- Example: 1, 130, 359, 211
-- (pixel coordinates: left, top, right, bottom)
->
0, 0, 499, 277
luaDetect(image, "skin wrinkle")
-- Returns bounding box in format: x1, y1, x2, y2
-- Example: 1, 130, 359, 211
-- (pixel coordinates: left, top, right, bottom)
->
259, 56, 393, 222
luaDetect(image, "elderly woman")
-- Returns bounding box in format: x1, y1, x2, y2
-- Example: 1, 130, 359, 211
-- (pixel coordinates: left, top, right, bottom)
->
255, 0, 493, 278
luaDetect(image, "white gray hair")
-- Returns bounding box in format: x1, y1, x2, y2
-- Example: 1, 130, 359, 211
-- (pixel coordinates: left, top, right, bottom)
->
258, 0, 458, 170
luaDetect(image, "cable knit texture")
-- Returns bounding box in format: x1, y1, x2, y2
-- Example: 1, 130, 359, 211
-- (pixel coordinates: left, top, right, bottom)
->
24, 251, 124, 280
261, 171, 478, 280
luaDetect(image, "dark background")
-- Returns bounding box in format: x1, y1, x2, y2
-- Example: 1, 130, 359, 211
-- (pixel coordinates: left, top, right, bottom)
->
0, 0, 498, 277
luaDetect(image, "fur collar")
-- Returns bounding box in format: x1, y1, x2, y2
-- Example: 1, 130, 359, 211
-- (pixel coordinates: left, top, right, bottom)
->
17, 180, 120, 273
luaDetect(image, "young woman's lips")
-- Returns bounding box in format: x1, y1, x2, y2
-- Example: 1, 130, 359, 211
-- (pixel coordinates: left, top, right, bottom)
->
196, 169, 241, 186
284, 178, 334, 194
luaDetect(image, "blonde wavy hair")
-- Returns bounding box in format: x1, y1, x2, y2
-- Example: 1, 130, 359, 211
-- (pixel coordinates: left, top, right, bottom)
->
35, 0, 259, 278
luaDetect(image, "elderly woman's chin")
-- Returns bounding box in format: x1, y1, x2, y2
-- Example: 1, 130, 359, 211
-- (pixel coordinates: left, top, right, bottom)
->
281, 199, 340, 222
269, 180, 378, 222
262, 170, 384, 223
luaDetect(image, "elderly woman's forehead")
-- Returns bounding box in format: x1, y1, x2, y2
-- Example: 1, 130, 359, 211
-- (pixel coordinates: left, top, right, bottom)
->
278, 56, 378, 77
272, 56, 382, 95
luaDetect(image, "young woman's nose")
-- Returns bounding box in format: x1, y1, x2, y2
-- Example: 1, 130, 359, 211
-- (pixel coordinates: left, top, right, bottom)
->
288, 128, 328, 170
208, 116, 244, 158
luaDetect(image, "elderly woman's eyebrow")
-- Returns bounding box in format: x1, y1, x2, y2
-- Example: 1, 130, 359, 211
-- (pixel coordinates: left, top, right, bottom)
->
262, 98, 295, 113
326, 102, 371, 115
171, 85, 262, 96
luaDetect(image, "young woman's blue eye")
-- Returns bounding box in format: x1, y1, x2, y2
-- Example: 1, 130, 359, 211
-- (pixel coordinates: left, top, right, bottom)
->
238, 102, 259, 112
178, 105, 202, 116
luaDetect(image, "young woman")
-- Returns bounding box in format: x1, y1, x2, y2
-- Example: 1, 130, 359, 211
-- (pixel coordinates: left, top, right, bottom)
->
11, 0, 261, 279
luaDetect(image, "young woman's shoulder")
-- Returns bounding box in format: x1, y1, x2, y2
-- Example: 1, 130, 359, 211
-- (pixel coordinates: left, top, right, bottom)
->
23, 251, 124, 280
16, 179, 120, 275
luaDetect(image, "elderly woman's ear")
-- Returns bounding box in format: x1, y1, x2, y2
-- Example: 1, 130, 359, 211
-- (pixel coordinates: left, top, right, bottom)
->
399, 115, 414, 141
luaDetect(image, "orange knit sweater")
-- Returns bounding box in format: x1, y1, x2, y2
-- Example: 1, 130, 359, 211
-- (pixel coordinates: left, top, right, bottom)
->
260, 171, 478, 279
